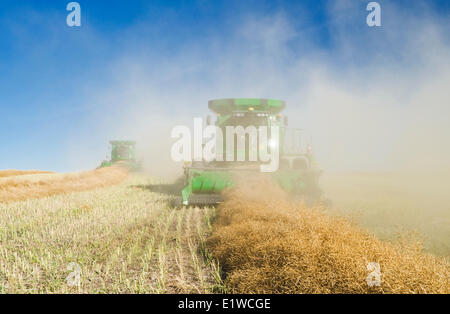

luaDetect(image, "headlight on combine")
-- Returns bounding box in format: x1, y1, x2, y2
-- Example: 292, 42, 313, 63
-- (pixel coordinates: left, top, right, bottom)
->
269, 139, 278, 149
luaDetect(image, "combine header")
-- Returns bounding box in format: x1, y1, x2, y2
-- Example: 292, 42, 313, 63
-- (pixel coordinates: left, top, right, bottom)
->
179, 98, 323, 206
100, 140, 141, 171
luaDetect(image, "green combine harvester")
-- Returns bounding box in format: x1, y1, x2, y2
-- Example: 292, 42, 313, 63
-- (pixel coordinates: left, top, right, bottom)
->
180, 98, 323, 206
100, 140, 141, 171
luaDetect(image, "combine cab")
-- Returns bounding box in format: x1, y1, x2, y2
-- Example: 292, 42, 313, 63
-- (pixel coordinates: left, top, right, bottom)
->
180, 98, 323, 206
100, 140, 141, 171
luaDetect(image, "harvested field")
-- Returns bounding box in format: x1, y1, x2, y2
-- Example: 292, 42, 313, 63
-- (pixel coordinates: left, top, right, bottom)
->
0, 167, 128, 203
0, 175, 221, 293
0, 170, 54, 178
322, 172, 450, 257
2, 169, 448, 294
207, 178, 450, 294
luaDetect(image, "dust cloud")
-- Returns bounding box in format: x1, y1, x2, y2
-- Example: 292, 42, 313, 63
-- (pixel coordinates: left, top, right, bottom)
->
81, 1, 450, 177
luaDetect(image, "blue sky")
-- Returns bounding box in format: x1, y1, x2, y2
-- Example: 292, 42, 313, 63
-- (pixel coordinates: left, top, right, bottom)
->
0, 0, 449, 172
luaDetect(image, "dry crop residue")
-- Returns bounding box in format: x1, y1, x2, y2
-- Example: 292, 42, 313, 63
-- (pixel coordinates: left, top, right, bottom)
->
0, 170, 53, 178
0, 167, 128, 203
207, 177, 450, 294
